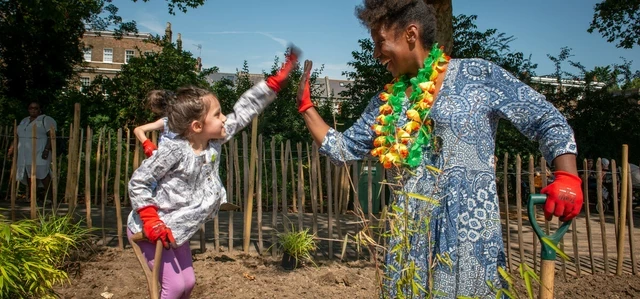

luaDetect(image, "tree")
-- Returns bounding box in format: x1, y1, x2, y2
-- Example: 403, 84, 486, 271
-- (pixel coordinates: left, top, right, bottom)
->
79, 38, 216, 129
258, 55, 327, 144
428, 0, 453, 54
0, 0, 208, 125
588, 0, 640, 48
339, 39, 393, 129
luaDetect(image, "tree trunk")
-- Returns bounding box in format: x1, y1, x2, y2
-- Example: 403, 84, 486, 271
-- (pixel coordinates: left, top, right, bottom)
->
427, 0, 453, 55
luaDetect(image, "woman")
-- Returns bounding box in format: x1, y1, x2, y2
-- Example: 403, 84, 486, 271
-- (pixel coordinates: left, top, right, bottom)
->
8, 102, 57, 203
296, 1, 583, 298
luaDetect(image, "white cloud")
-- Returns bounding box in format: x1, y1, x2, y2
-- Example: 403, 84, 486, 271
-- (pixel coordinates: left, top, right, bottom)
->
137, 13, 166, 35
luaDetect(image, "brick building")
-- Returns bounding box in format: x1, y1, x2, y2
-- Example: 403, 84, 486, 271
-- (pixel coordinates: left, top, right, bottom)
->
77, 22, 176, 89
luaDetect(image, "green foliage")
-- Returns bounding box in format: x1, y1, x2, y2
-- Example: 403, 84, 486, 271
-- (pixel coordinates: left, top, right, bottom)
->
96, 38, 216, 128
452, 14, 538, 80
258, 55, 328, 144
0, 0, 208, 126
277, 225, 317, 265
0, 213, 92, 298
339, 39, 394, 129
588, 0, 640, 48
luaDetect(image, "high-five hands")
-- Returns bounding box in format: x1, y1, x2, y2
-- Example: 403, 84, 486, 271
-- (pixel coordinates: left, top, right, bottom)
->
296, 60, 314, 113
266, 44, 302, 93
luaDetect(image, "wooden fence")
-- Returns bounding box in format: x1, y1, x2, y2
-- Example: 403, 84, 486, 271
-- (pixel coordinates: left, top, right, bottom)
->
0, 103, 638, 276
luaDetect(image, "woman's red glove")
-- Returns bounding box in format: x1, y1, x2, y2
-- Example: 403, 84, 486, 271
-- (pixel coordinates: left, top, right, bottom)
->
296, 60, 314, 113
138, 206, 177, 249
541, 171, 583, 221
142, 139, 157, 158
266, 45, 301, 93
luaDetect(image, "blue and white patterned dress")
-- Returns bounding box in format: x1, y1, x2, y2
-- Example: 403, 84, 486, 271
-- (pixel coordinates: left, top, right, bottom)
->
318, 59, 576, 298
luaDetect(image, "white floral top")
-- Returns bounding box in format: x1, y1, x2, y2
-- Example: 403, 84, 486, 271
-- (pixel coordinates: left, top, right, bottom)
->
127, 81, 276, 246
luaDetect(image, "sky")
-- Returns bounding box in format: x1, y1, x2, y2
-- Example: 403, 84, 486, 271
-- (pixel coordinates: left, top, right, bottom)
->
114, 0, 640, 80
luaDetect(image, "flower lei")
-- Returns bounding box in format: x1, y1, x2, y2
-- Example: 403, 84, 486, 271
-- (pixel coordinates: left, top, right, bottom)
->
371, 44, 450, 169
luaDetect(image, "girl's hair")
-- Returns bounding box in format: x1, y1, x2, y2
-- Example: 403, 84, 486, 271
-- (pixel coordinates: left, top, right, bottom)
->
146, 86, 214, 137
355, 0, 436, 49
147, 90, 171, 116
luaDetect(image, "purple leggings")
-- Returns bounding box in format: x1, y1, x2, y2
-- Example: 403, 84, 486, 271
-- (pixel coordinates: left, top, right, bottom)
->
127, 229, 196, 299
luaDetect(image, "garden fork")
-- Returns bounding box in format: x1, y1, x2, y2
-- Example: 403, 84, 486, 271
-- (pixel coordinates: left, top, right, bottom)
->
130, 232, 163, 299
528, 194, 572, 299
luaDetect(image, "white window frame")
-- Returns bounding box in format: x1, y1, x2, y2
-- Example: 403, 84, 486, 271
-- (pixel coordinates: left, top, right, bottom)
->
103, 48, 113, 63
125, 49, 135, 64
83, 48, 92, 62
80, 77, 90, 92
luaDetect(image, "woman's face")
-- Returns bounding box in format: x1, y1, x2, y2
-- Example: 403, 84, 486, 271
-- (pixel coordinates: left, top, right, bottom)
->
27, 103, 41, 118
371, 24, 415, 78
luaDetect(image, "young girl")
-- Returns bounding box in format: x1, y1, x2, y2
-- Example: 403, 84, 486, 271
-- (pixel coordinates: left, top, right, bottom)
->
133, 95, 178, 158
127, 46, 300, 299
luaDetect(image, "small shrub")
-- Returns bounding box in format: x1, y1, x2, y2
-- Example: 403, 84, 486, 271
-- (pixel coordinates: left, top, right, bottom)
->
0, 213, 91, 298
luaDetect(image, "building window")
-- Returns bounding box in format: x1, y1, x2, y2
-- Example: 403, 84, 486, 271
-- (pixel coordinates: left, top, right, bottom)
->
83, 48, 92, 61
103, 48, 113, 63
125, 50, 135, 63
80, 77, 90, 92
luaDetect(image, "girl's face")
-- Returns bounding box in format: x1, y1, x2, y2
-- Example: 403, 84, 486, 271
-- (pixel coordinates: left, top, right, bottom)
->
371, 24, 420, 78
201, 94, 227, 139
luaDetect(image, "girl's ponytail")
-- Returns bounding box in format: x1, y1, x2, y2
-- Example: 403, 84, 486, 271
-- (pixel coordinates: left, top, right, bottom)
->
147, 89, 176, 116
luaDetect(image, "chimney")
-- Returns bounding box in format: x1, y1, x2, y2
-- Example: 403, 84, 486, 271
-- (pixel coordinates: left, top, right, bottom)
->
164, 22, 172, 42
196, 57, 203, 72
177, 33, 182, 51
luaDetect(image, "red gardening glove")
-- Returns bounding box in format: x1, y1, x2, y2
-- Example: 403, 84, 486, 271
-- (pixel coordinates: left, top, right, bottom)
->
296, 60, 314, 113
266, 44, 301, 93
142, 139, 157, 158
138, 206, 177, 249
541, 171, 583, 222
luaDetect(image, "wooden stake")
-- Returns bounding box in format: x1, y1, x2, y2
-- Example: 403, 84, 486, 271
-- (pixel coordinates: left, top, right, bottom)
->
297, 142, 303, 231
30, 124, 37, 219
124, 128, 131, 206
257, 134, 263, 254
502, 153, 511, 272
49, 128, 59, 210
84, 127, 93, 229
627, 168, 637, 275
583, 159, 595, 274
270, 137, 278, 256
114, 129, 123, 250
10, 122, 17, 221
326, 157, 334, 259
596, 158, 609, 274
515, 155, 525, 266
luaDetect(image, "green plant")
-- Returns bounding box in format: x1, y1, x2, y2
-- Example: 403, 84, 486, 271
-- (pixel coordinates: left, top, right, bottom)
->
277, 226, 317, 266
0, 213, 92, 298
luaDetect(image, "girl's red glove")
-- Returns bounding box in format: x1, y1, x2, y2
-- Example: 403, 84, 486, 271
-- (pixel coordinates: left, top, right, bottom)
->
138, 206, 177, 249
541, 171, 583, 221
142, 139, 157, 158
266, 45, 301, 93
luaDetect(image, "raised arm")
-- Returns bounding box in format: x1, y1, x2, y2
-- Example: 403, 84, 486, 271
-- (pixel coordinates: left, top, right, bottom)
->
133, 118, 164, 157
221, 45, 300, 143
296, 60, 381, 164
297, 60, 330, 145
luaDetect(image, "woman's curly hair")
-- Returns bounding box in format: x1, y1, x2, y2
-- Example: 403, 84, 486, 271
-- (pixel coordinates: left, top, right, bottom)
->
355, 0, 436, 48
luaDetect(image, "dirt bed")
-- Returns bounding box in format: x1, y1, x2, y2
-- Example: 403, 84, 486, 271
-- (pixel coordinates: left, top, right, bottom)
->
54, 247, 640, 299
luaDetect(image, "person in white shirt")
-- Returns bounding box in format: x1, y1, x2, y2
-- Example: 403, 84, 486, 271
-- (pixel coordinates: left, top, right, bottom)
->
7, 102, 57, 203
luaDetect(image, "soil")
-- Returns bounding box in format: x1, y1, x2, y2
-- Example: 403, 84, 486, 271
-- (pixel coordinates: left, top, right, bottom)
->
54, 246, 640, 299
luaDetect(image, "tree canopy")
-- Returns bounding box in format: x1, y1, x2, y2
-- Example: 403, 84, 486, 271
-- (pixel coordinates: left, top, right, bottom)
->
588, 0, 640, 48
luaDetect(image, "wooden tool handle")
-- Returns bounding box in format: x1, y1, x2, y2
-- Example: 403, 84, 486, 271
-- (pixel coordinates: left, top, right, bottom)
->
539, 260, 555, 299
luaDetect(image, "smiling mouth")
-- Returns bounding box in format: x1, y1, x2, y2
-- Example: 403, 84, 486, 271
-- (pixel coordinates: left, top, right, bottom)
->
381, 59, 392, 71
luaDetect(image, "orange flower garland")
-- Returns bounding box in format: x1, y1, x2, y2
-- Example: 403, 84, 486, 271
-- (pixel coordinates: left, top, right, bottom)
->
371, 44, 450, 169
